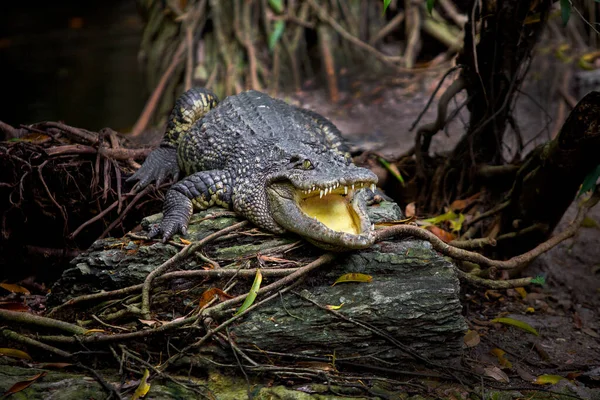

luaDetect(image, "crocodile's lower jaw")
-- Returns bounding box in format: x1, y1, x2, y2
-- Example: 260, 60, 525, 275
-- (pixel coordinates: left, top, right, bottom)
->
267, 182, 376, 251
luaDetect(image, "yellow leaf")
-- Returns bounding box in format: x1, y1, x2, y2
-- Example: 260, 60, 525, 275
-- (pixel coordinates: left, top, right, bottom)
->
326, 303, 344, 310
534, 374, 565, 385
448, 213, 465, 233
0, 348, 32, 360
83, 329, 107, 335
235, 269, 262, 316
421, 210, 458, 225
492, 317, 539, 336
581, 216, 599, 229
179, 238, 192, 245
0, 283, 30, 295
332, 273, 372, 286
463, 330, 480, 348
132, 369, 151, 399
525, 307, 535, 313
514, 287, 528, 299
490, 348, 513, 369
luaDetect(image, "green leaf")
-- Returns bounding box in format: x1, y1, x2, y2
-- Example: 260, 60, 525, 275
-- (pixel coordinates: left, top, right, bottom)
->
426, 0, 436, 14
235, 269, 262, 316
560, 0, 572, 26
377, 157, 405, 185
578, 163, 600, 197
530, 275, 546, 286
268, 0, 284, 14
268, 21, 285, 51
382, 0, 391, 14
534, 374, 566, 385
491, 317, 539, 336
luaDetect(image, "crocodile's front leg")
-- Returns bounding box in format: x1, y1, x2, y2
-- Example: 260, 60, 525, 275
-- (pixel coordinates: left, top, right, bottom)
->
127, 146, 180, 190
148, 170, 233, 242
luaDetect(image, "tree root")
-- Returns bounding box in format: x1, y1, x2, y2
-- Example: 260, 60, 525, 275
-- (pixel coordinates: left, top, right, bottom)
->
377, 186, 600, 271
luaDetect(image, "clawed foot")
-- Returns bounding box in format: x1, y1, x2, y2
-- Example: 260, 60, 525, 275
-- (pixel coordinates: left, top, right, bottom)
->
147, 219, 188, 243
127, 147, 180, 190
147, 189, 193, 243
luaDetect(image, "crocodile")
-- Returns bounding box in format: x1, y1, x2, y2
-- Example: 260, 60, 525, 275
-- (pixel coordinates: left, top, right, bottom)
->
128, 88, 379, 250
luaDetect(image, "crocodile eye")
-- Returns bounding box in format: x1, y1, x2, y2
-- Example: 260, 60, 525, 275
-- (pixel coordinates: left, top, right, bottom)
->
302, 159, 314, 170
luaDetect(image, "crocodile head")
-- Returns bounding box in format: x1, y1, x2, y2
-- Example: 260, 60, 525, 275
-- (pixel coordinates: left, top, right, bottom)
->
264, 153, 378, 251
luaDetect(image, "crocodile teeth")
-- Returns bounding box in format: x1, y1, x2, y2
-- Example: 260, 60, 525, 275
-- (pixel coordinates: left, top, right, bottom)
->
371, 184, 376, 192
351, 184, 355, 191
320, 190, 324, 199
371, 224, 375, 230
344, 186, 348, 195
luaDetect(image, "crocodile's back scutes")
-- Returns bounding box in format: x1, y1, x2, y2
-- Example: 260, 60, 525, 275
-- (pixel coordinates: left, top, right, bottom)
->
177, 90, 346, 176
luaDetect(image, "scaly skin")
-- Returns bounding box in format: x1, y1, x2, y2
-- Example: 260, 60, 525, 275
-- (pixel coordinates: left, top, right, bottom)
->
128, 88, 378, 250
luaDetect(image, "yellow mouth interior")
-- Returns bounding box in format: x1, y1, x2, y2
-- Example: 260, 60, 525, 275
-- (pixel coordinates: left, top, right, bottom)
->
299, 194, 360, 234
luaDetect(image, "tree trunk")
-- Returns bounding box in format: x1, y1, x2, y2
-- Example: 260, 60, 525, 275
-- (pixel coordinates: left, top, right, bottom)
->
423, 0, 552, 211
497, 91, 600, 256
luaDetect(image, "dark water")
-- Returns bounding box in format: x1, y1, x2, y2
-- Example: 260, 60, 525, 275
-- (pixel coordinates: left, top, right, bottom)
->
0, 0, 147, 131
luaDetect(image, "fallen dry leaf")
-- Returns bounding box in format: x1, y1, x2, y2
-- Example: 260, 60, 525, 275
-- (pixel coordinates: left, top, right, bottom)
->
463, 330, 480, 348
405, 202, 416, 217
424, 225, 456, 243
484, 366, 509, 383
0, 283, 30, 295
3, 372, 47, 396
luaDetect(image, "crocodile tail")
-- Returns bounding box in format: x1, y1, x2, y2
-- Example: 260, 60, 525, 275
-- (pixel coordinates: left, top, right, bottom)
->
162, 87, 220, 148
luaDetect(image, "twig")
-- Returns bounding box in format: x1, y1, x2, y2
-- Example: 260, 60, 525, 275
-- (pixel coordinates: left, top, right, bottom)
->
141, 221, 249, 318
369, 12, 405, 46
69, 200, 119, 239
38, 160, 69, 235
410, 66, 463, 131
75, 363, 123, 400
404, 0, 421, 69
307, 0, 403, 67
44, 144, 151, 160
464, 200, 509, 228
414, 77, 466, 178
2, 329, 72, 358
130, 41, 186, 137
41, 122, 98, 144
438, 0, 468, 27
0, 309, 87, 335
318, 24, 339, 103
99, 186, 154, 239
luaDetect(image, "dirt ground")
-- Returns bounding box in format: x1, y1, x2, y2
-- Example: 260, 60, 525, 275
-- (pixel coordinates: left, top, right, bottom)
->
289, 63, 600, 393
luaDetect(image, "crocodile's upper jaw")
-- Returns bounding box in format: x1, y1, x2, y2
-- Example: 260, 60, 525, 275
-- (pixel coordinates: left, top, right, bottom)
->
266, 179, 377, 250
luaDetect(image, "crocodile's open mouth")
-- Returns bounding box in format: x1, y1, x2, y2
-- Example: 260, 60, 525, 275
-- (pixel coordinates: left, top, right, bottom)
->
297, 182, 375, 235
266, 180, 377, 250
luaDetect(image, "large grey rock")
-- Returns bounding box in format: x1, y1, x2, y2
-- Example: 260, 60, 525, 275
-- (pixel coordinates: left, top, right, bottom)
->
48, 201, 466, 365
